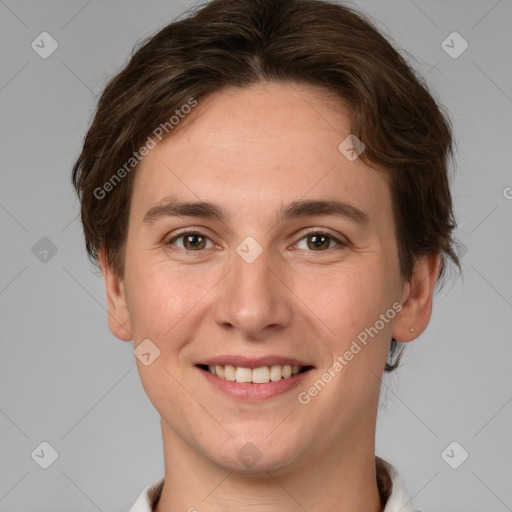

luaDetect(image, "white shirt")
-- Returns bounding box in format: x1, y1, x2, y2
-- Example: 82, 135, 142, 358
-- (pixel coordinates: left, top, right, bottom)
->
130, 457, 420, 512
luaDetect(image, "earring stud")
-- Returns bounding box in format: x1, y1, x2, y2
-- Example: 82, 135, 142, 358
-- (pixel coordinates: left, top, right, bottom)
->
409, 327, 415, 332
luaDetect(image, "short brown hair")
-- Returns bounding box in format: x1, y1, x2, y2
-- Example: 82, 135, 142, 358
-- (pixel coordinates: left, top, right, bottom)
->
72, 0, 461, 371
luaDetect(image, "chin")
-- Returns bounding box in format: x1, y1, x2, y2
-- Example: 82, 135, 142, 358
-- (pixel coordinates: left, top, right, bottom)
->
206, 429, 305, 475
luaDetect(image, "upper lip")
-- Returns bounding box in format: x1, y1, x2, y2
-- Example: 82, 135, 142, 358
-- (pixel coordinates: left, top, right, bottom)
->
196, 355, 314, 369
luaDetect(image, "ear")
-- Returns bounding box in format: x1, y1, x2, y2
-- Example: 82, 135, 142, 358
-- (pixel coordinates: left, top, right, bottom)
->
98, 247, 133, 342
392, 252, 440, 343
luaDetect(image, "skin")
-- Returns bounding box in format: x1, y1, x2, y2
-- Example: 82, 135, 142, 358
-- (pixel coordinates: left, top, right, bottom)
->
99, 81, 439, 512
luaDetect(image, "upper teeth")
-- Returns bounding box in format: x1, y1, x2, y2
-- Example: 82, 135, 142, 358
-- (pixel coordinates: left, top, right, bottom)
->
207, 364, 302, 383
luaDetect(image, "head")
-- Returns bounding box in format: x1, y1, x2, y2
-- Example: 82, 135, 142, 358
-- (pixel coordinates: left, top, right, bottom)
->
72, 0, 460, 473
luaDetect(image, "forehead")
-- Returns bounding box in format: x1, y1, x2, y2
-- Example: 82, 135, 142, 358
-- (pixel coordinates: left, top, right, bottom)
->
131, 81, 391, 227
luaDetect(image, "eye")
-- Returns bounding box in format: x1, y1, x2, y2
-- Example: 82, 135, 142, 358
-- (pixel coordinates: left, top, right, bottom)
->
294, 230, 347, 251
166, 228, 348, 253
166, 230, 214, 251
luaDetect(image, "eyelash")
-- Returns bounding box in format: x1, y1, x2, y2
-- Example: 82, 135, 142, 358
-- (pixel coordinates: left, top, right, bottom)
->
165, 228, 348, 253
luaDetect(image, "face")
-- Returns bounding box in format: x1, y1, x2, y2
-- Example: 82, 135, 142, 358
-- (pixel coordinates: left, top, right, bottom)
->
103, 81, 435, 474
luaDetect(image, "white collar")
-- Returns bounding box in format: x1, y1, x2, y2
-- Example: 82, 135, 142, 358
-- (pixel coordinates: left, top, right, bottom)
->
130, 458, 419, 512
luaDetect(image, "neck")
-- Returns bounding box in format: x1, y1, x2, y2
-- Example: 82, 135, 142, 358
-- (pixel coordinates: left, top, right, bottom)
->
154, 422, 383, 512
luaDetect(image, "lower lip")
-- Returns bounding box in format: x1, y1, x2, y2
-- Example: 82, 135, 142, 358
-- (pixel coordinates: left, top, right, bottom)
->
196, 366, 313, 402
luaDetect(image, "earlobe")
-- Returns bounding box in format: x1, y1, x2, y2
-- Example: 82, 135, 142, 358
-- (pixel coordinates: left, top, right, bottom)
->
392, 253, 440, 343
98, 248, 133, 342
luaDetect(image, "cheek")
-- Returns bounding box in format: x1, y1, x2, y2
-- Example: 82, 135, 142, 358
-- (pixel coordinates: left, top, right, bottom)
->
124, 259, 198, 413
123, 253, 221, 352
123, 254, 185, 340
296, 262, 390, 338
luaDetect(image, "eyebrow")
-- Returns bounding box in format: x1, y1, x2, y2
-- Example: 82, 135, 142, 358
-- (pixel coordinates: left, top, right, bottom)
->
142, 197, 370, 227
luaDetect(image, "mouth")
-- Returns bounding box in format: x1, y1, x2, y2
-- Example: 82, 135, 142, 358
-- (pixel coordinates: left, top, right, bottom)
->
196, 363, 314, 384
194, 355, 315, 401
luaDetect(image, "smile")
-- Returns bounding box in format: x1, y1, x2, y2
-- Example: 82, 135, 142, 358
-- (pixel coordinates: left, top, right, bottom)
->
195, 355, 315, 400
197, 364, 312, 384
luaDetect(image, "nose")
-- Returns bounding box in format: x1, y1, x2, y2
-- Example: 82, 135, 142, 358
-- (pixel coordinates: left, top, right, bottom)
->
213, 243, 293, 339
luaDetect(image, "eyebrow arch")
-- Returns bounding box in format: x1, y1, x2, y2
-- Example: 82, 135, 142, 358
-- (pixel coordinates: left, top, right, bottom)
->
142, 197, 370, 227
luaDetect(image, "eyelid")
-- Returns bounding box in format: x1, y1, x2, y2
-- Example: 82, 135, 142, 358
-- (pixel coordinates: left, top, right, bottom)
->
166, 227, 216, 247
166, 226, 349, 251
292, 227, 349, 249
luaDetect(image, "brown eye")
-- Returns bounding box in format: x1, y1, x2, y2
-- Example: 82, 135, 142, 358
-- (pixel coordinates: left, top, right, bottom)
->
183, 233, 206, 250
295, 231, 346, 252
168, 231, 212, 251
307, 233, 331, 251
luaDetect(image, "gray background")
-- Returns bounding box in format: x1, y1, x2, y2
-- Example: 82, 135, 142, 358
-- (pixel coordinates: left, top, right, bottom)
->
1, 0, 511, 510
